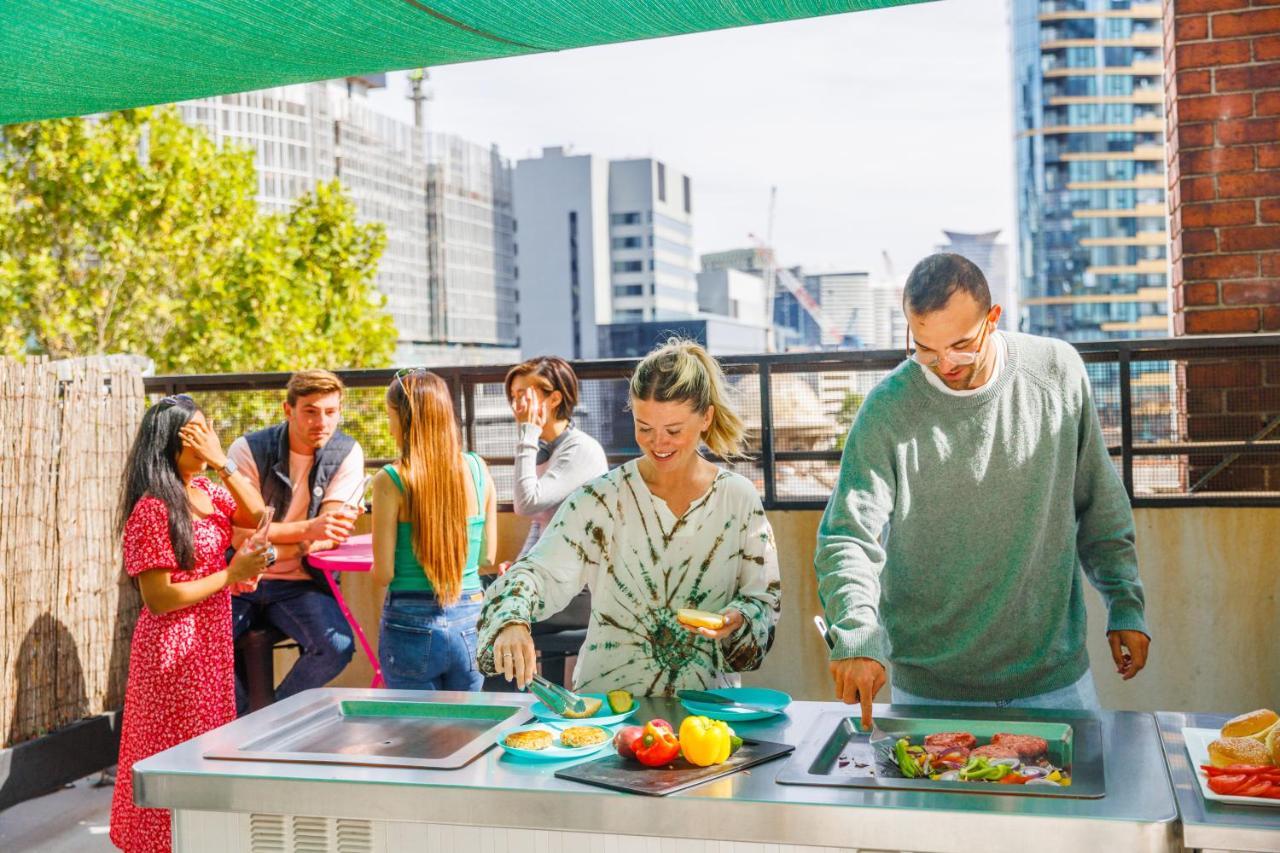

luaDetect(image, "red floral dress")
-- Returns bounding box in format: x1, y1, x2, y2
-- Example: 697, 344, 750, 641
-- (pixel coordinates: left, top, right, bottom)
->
110, 478, 237, 853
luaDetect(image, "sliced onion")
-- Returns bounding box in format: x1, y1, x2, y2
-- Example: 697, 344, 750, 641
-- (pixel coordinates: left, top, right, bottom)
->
1026, 778, 1061, 786
938, 770, 961, 781
1019, 766, 1051, 779
989, 757, 1021, 768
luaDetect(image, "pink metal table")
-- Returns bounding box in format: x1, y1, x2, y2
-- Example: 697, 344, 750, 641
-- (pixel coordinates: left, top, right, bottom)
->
307, 533, 384, 688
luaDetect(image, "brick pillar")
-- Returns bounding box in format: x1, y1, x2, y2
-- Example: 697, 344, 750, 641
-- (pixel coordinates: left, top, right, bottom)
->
1164, 0, 1280, 492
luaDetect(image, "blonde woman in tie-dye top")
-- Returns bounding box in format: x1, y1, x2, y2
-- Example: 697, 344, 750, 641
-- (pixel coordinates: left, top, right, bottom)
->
478, 339, 781, 697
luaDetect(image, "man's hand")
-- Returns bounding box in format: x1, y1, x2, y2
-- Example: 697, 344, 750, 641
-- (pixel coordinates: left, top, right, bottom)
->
830, 657, 887, 731
1107, 630, 1150, 680
304, 510, 355, 543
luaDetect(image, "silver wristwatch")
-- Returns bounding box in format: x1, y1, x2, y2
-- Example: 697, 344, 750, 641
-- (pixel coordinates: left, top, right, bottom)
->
218, 458, 238, 478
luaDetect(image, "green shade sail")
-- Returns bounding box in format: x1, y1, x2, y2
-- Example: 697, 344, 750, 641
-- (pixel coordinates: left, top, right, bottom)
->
1, 0, 925, 125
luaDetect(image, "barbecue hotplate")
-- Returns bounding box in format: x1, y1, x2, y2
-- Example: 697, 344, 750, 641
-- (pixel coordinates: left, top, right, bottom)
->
776, 706, 1106, 799
204, 697, 532, 771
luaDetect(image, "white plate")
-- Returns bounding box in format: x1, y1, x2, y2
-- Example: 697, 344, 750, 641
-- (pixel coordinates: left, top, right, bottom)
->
497, 723, 614, 762
1182, 726, 1280, 808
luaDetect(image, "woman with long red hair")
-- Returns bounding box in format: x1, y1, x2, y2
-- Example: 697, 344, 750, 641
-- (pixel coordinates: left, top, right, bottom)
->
371, 369, 496, 689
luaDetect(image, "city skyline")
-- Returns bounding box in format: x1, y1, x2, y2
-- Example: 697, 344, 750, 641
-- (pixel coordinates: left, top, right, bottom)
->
367, 0, 1016, 290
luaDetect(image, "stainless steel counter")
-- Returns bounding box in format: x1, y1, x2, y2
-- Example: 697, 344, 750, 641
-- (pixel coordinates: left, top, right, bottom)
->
1156, 711, 1280, 853
134, 688, 1180, 853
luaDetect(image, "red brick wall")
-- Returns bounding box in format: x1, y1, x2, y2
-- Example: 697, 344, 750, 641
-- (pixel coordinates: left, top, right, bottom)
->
1165, 0, 1280, 492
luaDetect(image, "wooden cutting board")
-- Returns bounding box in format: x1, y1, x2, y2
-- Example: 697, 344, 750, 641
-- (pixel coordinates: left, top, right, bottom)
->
554, 739, 794, 796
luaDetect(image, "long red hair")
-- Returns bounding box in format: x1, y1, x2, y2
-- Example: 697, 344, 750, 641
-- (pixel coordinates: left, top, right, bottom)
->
386, 371, 468, 604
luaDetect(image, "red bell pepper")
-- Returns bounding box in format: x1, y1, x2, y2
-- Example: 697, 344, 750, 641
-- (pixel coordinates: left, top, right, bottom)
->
633, 720, 681, 767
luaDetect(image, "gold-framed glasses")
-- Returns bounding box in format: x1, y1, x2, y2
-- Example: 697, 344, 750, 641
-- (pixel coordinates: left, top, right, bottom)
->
906, 314, 993, 369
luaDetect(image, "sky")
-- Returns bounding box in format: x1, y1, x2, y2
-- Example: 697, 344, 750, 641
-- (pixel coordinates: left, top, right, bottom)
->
369, 0, 1015, 281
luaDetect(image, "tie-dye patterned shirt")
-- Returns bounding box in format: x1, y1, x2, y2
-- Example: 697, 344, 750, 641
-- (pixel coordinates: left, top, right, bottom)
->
477, 460, 782, 697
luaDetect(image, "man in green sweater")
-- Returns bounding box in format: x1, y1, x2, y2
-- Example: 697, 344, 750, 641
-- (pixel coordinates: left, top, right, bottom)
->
815, 253, 1150, 727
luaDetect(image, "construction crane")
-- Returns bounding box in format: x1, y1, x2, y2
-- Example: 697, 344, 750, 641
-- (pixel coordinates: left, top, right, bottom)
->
749, 186, 844, 347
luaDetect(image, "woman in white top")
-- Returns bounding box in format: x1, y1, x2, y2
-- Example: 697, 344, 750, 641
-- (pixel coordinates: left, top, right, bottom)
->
478, 339, 782, 697
505, 357, 609, 558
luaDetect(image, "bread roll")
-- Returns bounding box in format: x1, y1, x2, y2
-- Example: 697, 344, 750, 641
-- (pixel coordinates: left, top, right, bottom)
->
1220, 708, 1279, 739
560, 725, 609, 748
504, 729, 552, 750
1207, 736, 1270, 767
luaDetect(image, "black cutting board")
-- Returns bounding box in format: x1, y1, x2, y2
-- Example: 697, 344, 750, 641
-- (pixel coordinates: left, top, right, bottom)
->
554, 739, 794, 796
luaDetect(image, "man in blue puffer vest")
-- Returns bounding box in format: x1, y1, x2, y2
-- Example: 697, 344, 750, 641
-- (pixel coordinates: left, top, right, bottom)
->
224, 370, 365, 714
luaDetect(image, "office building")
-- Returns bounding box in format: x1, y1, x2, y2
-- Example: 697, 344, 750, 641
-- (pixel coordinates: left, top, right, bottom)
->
514, 147, 698, 359
1012, 0, 1169, 340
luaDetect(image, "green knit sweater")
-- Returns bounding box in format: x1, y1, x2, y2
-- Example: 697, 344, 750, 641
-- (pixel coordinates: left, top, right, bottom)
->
815, 332, 1148, 701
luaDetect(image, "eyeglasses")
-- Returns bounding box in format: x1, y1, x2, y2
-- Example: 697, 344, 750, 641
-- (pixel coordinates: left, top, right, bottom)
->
906, 314, 994, 369
394, 367, 427, 381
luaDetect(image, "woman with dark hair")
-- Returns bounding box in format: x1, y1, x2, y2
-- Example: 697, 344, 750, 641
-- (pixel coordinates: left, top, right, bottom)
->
111, 395, 271, 853
371, 369, 497, 690
479, 340, 781, 697
504, 356, 608, 558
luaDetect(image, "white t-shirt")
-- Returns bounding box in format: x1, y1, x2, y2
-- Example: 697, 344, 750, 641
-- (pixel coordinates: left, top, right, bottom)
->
227, 435, 365, 581
920, 330, 1008, 397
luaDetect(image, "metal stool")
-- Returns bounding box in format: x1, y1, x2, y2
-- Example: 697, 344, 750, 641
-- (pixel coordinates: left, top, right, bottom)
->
532, 627, 588, 688
234, 624, 298, 713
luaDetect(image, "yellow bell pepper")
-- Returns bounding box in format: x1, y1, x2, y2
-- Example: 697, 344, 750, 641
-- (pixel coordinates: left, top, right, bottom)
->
679, 715, 735, 767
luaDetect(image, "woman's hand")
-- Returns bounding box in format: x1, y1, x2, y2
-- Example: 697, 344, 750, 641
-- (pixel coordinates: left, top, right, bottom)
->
178, 420, 228, 470
512, 388, 548, 429
227, 541, 270, 585
493, 622, 536, 689
677, 608, 745, 641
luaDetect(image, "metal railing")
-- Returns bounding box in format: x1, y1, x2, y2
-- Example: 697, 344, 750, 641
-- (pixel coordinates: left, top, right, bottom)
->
144, 333, 1280, 509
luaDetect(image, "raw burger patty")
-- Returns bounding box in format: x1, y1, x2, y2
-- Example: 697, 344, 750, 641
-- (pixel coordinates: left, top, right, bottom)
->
925, 743, 970, 759
924, 732, 977, 751
971, 744, 1020, 760
992, 733, 1049, 759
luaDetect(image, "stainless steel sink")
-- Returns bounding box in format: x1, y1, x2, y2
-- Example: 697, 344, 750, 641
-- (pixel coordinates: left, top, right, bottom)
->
204, 696, 532, 770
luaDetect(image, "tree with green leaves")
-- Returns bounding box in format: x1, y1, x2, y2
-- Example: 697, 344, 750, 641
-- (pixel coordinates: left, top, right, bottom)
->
834, 389, 866, 450
0, 107, 396, 373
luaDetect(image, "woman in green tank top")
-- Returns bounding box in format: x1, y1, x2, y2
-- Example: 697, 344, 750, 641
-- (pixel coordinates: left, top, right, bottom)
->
371, 369, 496, 690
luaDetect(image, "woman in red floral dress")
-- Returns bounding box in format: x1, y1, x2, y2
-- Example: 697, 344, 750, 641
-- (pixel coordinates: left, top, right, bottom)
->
111, 395, 271, 853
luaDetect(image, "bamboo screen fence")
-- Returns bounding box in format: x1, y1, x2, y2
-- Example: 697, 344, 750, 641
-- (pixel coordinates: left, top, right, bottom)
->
0, 356, 145, 748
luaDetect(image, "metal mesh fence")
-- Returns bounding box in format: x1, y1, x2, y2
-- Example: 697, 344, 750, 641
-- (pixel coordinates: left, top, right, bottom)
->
151, 336, 1280, 508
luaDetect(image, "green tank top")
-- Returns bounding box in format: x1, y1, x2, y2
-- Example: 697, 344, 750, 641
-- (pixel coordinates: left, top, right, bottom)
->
383, 452, 486, 593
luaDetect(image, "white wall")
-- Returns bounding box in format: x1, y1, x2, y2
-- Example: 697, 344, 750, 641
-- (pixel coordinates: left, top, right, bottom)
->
513, 148, 611, 359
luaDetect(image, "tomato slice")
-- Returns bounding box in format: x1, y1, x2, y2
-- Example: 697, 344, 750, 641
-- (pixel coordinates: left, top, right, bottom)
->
1241, 779, 1272, 798
1208, 775, 1246, 795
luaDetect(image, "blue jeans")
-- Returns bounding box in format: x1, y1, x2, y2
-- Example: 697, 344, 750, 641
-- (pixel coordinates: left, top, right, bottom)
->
891, 670, 1101, 712
232, 580, 355, 715
379, 590, 484, 691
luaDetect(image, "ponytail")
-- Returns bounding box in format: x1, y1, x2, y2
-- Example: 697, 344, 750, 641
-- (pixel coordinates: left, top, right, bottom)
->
629, 338, 747, 459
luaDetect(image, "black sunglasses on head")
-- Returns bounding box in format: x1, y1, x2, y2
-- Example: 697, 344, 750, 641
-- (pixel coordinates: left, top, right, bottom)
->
156, 393, 194, 410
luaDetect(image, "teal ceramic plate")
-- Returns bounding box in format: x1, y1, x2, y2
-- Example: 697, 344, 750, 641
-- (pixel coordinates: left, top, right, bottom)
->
529, 693, 637, 727
497, 723, 614, 762
680, 687, 791, 722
